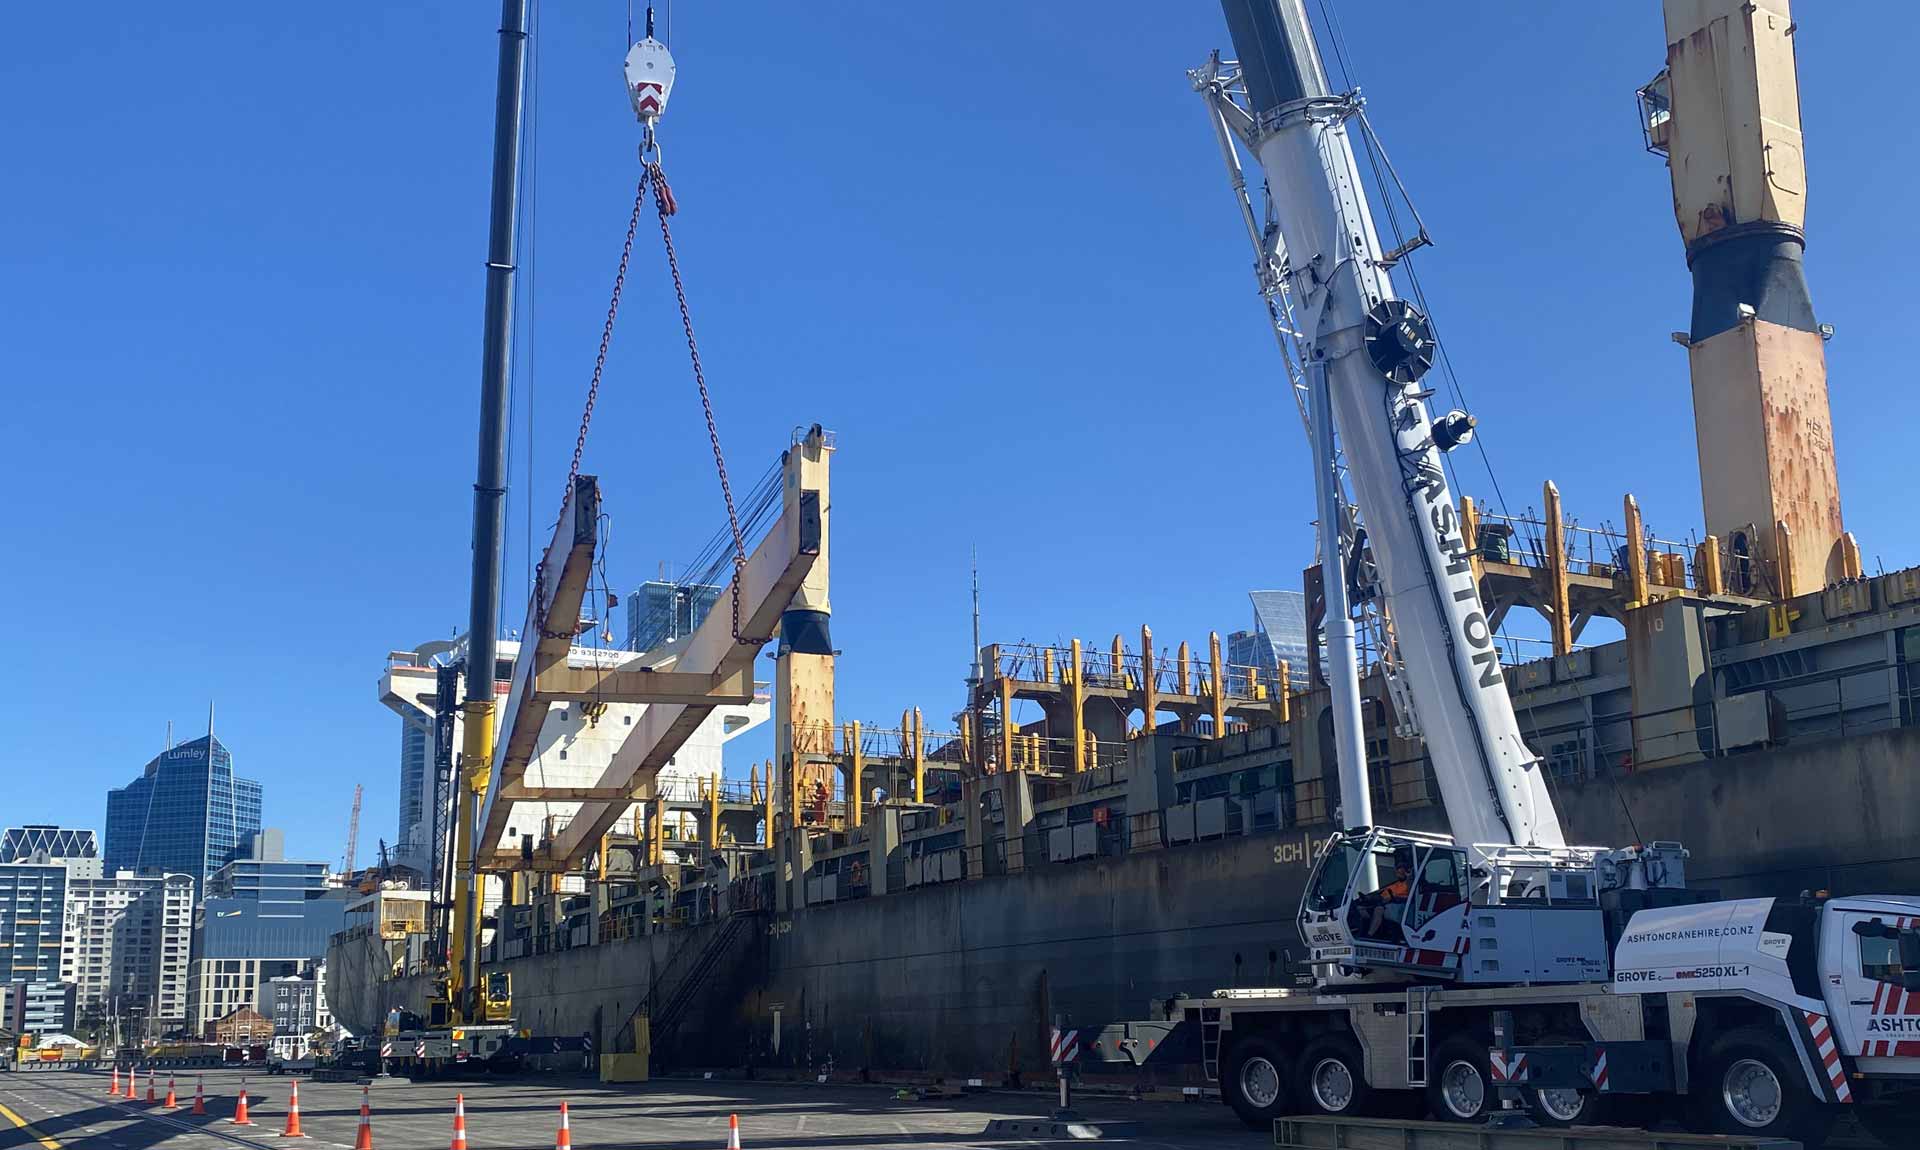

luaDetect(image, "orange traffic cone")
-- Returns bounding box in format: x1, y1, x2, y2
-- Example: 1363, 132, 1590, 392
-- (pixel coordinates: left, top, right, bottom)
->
193, 1077, 208, 1116
450, 1094, 469, 1150
555, 1102, 571, 1150
165, 1075, 179, 1109
727, 1113, 741, 1150
233, 1082, 254, 1126
110, 1066, 121, 1095
353, 1086, 375, 1150
124, 1068, 139, 1099
146, 1070, 157, 1103
280, 1079, 308, 1138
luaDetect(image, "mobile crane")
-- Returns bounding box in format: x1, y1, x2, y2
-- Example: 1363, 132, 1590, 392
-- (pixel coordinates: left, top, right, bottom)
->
342, 2, 677, 1078
1081, 3, 1920, 1145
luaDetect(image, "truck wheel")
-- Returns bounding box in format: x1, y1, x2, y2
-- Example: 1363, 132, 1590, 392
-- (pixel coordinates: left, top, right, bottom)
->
1297, 1034, 1374, 1118
1698, 1027, 1834, 1147
1527, 1034, 1605, 1127
1222, 1037, 1291, 1129
1427, 1035, 1493, 1122
1529, 1082, 1601, 1126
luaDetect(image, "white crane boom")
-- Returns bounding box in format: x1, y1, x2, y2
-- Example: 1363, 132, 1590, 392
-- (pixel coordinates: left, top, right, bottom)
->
1214, 0, 1562, 848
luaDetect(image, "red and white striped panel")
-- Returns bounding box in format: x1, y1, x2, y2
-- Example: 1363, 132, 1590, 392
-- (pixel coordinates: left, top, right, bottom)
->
1590, 1049, 1610, 1092
1049, 1028, 1079, 1065
1488, 1050, 1527, 1083
1862, 915, 1920, 1057
1801, 1011, 1852, 1103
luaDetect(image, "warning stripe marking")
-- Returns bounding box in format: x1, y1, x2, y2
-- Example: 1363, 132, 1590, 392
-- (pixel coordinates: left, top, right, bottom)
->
1802, 1011, 1852, 1103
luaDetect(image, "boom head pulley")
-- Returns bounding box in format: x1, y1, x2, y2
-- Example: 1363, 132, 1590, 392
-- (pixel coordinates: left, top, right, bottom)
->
624, 35, 676, 131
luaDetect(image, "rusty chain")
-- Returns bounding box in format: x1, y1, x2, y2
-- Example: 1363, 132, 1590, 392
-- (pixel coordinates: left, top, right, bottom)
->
647, 158, 756, 646
534, 153, 757, 649
536, 170, 650, 637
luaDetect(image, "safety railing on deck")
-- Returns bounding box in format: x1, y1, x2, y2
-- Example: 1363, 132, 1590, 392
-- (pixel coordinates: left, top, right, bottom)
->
989, 642, 1268, 701
981, 730, 1127, 775
1472, 499, 1778, 599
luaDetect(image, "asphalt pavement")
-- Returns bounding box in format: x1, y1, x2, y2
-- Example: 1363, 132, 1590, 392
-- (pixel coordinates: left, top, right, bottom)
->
0, 1069, 1256, 1150
0, 1068, 1885, 1150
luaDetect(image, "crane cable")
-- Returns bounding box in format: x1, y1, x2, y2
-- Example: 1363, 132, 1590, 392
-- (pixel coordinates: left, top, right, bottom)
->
542, 151, 754, 648
646, 154, 756, 648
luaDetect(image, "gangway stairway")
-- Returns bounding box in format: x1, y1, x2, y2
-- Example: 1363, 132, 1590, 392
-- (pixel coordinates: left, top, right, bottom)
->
643, 911, 757, 1065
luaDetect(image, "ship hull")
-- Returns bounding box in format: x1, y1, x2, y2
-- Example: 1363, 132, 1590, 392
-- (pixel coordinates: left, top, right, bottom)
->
335, 726, 1920, 1077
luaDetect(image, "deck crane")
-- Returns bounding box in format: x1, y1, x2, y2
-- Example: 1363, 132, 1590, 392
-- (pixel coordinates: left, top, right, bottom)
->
1110, 3, 1920, 1143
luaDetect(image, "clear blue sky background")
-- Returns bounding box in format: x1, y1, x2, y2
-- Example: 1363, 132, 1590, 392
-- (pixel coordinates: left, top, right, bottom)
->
4, 4, 1915, 867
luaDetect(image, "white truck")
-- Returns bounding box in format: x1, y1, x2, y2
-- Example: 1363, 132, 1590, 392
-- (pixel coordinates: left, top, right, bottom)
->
1102, 2, 1920, 1145
1098, 828, 1920, 1146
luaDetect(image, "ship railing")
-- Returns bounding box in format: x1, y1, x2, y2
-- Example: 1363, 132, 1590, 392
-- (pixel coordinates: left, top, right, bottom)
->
981, 731, 1127, 776
648, 777, 756, 806
988, 643, 1270, 701
1472, 500, 1778, 599
1519, 656, 1905, 782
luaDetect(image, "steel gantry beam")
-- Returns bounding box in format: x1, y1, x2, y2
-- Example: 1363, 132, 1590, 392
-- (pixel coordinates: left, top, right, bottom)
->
475, 444, 825, 871
472, 473, 602, 857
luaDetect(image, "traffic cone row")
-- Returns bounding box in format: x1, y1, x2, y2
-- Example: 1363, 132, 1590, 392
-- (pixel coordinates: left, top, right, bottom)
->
354, 1086, 375, 1150
232, 1081, 254, 1126
193, 1076, 207, 1116
555, 1102, 571, 1150
727, 1112, 741, 1150
279, 1079, 308, 1138
450, 1094, 469, 1150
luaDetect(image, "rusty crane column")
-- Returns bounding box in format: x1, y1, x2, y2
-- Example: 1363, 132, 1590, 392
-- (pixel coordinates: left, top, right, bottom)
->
774, 427, 835, 840
1643, 0, 1847, 597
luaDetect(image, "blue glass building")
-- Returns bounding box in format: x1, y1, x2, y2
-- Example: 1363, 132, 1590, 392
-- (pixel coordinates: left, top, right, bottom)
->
626, 579, 721, 653
103, 735, 262, 896
1228, 589, 1315, 677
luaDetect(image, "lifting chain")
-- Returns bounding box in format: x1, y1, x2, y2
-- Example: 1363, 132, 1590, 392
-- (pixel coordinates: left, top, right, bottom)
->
647, 157, 756, 647
537, 171, 651, 639
539, 149, 757, 648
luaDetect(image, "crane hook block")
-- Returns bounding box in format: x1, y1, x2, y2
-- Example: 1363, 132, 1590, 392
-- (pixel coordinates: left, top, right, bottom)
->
1363, 299, 1435, 385
625, 37, 676, 125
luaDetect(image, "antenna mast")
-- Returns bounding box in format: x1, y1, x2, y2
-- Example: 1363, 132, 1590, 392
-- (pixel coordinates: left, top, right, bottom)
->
343, 783, 363, 875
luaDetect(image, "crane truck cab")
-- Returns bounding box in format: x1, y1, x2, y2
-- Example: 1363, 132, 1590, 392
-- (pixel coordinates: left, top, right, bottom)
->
1299, 828, 1694, 987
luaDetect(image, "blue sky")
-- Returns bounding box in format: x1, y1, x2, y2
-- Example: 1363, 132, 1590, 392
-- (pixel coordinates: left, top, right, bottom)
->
4, 4, 1915, 867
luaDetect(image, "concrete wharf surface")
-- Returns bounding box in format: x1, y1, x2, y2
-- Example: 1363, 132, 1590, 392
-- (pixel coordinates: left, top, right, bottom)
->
0, 1069, 1883, 1150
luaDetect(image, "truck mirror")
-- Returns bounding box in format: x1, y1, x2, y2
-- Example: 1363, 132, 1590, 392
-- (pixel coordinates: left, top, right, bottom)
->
1853, 918, 1899, 940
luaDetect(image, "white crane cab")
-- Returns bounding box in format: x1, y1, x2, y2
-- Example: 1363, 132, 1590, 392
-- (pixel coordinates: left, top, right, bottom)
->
1298, 828, 1691, 987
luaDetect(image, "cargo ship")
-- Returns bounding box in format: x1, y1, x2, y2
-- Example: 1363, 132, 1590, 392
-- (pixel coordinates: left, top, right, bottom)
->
330, 0, 1920, 1087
